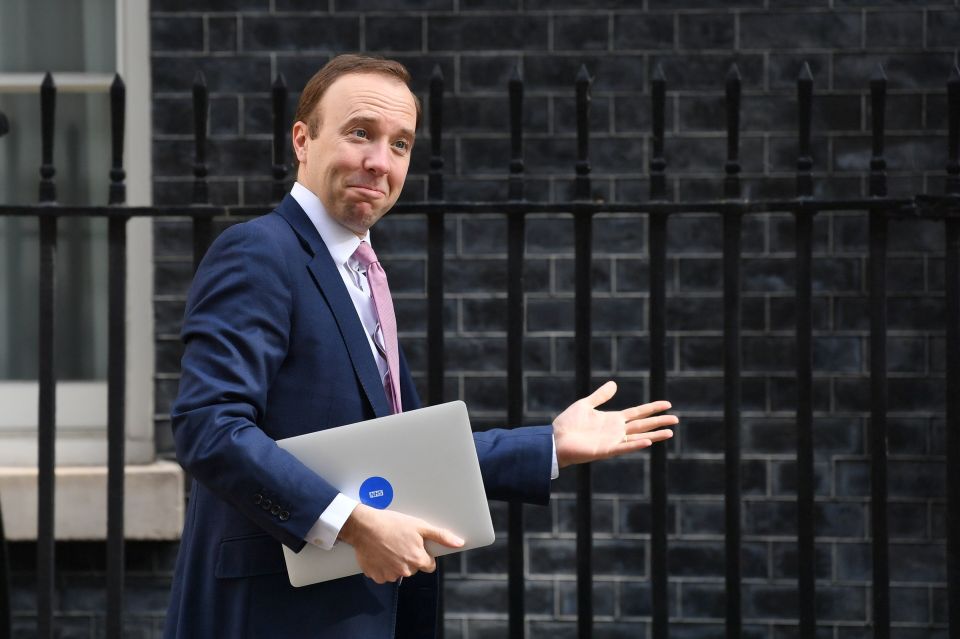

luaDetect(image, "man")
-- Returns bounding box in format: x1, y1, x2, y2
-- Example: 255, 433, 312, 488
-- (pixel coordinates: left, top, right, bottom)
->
164, 54, 677, 638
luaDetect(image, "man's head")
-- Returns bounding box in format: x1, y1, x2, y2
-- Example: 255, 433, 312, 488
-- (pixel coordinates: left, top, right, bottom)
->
292, 55, 421, 237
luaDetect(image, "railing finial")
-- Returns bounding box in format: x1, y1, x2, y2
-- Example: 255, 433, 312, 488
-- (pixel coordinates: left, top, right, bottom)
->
870, 64, 888, 197
39, 72, 57, 203
797, 62, 814, 197
508, 65, 525, 201
574, 65, 592, 201
109, 74, 126, 205
272, 73, 288, 203
428, 65, 444, 200
650, 64, 667, 200
724, 63, 742, 199
192, 70, 209, 205
946, 64, 960, 195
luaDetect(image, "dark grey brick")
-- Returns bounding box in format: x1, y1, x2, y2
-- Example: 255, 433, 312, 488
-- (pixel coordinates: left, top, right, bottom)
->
677, 336, 723, 372
890, 542, 946, 582
152, 16, 204, 52
648, 52, 764, 92
927, 9, 960, 48
678, 13, 734, 50
459, 54, 523, 91
428, 16, 547, 51
834, 53, 957, 90
209, 16, 237, 53
152, 55, 272, 93
553, 95, 612, 135
769, 296, 831, 331
366, 16, 422, 53
767, 54, 831, 90
740, 11, 861, 50
524, 54, 646, 92
770, 541, 833, 580
444, 579, 506, 614
667, 458, 766, 496
866, 11, 933, 49
613, 13, 674, 50
620, 499, 677, 535
153, 0, 266, 9
680, 582, 725, 618
558, 579, 616, 617
244, 17, 360, 52
555, 497, 615, 535
555, 14, 609, 52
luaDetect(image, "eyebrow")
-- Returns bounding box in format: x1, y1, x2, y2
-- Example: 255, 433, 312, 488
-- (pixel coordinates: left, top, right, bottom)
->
344, 115, 416, 142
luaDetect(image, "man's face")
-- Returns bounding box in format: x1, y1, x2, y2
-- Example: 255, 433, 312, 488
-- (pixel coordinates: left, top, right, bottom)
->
294, 73, 417, 237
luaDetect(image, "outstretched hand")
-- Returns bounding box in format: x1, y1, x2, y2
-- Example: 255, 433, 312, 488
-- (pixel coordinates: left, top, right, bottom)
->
553, 380, 677, 468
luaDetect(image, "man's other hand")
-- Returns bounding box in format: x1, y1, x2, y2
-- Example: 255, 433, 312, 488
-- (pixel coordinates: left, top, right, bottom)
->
338, 504, 464, 584
553, 380, 677, 468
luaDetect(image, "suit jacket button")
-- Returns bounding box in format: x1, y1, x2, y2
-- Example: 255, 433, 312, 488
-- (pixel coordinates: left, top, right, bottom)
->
279, 511, 290, 522
261, 498, 272, 511
270, 504, 281, 516
253, 493, 263, 505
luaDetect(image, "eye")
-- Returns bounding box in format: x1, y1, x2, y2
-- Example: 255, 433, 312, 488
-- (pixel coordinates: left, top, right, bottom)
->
352, 129, 368, 139
393, 140, 409, 152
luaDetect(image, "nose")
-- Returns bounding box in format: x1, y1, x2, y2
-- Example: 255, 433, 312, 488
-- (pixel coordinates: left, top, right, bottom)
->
363, 141, 390, 176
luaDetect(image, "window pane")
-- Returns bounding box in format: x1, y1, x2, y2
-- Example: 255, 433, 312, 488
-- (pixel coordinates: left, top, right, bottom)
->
0, 0, 115, 73
0, 92, 111, 380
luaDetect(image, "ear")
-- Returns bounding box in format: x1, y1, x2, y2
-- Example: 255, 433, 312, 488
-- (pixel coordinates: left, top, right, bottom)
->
292, 121, 309, 164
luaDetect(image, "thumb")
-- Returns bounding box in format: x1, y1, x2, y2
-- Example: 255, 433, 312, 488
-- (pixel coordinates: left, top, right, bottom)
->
421, 524, 465, 549
586, 380, 617, 408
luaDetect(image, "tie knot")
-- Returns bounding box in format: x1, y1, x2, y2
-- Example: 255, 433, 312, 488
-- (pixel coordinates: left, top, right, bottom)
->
353, 241, 379, 268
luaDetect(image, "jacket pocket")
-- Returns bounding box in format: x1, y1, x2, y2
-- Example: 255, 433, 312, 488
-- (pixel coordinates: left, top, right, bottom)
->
214, 533, 286, 579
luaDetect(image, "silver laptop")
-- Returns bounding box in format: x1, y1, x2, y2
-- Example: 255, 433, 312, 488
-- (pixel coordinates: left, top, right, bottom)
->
276, 400, 495, 587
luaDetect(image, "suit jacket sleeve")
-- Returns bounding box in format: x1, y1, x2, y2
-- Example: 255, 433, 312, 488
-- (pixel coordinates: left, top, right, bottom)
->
172, 222, 338, 552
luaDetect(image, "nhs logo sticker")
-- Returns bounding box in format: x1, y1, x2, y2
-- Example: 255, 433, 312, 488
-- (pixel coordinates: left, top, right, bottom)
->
359, 476, 393, 510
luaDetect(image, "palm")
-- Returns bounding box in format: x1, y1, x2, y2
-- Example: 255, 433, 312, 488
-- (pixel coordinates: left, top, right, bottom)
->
552, 381, 677, 468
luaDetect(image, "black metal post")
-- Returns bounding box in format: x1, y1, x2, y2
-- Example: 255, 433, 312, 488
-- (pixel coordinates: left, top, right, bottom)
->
0, 81, 11, 639
794, 62, 817, 639
722, 63, 743, 639
37, 71, 58, 639
944, 64, 960, 639
427, 65, 446, 639
648, 63, 670, 639
192, 71, 212, 270
573, 64, 594, 639
272, 74, 288, 203
868, 64, 891, 639
506, 65, 527, 639
106, 74, 127, 639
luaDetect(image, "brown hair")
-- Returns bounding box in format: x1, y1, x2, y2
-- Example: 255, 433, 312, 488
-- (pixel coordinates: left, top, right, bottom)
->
294, 54, 422, 141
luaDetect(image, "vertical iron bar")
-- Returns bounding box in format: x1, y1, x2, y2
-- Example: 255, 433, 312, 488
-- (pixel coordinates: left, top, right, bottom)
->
37, 71, 57, 639
648, 63, 669, 639
0, 505, 8, 639
944, 64, 960, 639
106, 74, 127, 639
506, 66, 527, 639
427, 65, 446, 639
106, 216, 127, 639
573, 64, 593, 639
794, 62, 817, 639
192, 71, 211, 271
868, 64, 891, 639
272, 74, 288, 203
722, 63, 743, 639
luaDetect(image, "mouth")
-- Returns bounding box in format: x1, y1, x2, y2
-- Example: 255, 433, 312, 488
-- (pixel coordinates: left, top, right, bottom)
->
346, 184, 386, 199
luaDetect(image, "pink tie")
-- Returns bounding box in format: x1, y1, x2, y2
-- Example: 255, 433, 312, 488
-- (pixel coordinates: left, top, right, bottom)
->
353, 241, 402, 414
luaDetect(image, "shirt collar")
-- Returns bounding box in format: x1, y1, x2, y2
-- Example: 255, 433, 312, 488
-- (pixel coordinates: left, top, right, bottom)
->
291, 181, 371, 267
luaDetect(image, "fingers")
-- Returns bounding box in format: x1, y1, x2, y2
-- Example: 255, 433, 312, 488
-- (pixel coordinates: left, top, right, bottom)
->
620, 428, 674, 452
622, 400, 673, 422
627, 414, 679, 435
585, 380, 618, 408
421, 525, 465, 549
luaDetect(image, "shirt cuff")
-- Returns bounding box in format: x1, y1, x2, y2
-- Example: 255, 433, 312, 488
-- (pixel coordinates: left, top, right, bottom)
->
551, 435, 559, 480
305, 493, 360, 549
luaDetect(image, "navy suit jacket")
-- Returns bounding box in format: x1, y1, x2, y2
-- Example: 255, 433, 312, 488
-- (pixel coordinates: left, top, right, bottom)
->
163, 195, 554, 639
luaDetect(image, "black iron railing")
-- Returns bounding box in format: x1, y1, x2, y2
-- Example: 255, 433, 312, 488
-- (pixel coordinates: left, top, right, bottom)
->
0, 60, 958, 639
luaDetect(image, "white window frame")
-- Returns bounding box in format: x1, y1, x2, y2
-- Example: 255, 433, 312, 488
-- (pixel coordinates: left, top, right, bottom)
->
0, 0, 183, 541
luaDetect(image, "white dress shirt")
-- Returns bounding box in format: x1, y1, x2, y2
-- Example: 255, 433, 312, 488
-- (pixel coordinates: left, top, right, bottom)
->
290, 182, 558, 550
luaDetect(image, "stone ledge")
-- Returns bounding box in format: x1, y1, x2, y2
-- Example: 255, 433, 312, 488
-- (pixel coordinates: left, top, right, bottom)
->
0, 461, 184, 541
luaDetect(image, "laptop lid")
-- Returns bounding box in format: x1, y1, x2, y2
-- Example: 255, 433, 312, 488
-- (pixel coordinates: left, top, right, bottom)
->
276, 400, 495, 586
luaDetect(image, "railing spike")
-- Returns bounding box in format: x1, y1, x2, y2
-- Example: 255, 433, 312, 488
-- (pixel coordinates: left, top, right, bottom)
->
872, 63, 887, 83
799, 61, 813, 82
653, 63, 666, 83
109, 73, 126, 205
727, 63, 741, 82
38, 71, 57, 203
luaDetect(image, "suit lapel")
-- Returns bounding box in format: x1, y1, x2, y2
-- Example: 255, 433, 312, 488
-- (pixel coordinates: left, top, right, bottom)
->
275, 195, 392, 419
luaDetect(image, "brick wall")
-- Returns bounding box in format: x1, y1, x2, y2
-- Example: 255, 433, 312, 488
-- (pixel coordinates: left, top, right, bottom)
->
144, 1, 954, 637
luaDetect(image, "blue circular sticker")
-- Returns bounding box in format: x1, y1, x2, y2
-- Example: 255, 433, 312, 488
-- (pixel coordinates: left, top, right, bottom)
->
359, 476, 394, 510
